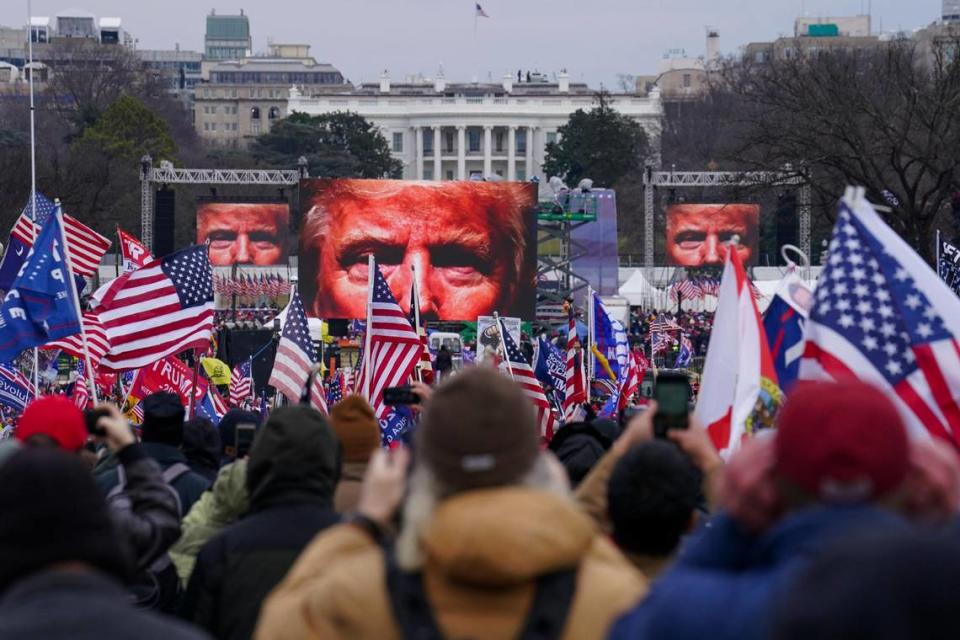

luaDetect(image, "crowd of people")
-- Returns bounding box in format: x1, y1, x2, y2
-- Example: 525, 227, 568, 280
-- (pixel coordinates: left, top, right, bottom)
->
1, 365, 959, 639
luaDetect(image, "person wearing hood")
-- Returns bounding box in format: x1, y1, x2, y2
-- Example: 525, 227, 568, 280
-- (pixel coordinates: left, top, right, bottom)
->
254, 368, 646, 639
216, 409, 261, 465
0, 447, 209, 640
328, 395, 380, 513
180, 405, 341, 640
182, 418, 222, 483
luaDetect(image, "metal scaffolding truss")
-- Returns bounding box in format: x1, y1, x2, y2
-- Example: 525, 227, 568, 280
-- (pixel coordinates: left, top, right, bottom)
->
139, 155, 308, 251
642, 168, 811, 269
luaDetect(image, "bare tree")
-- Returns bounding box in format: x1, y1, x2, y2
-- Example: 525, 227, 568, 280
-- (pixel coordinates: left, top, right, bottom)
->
717, 40, 960, 260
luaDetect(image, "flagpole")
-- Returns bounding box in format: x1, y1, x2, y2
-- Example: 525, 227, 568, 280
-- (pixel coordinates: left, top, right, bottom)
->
493, 312, 515, 380
55, 206, 98, 404
586, 287, 595, 382
411, 263, 423, 383
27, 0, 39, 393
248, 355, 255, 406
188, 348, 201, 418
363, 254, 374, 400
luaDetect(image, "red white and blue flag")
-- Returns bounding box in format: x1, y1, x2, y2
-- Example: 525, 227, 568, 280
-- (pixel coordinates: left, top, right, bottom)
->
12, 198, 111, 277
800, 189, 960, 448
358, 264, 421, 420
94, 245, 214, 371
229, 360, 253, 407
499, 318, 558, 441
268, 291, 326, 414
562, 307, 587, 422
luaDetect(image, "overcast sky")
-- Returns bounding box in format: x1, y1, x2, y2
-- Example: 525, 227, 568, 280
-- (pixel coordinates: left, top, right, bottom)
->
2, 0, 943, 87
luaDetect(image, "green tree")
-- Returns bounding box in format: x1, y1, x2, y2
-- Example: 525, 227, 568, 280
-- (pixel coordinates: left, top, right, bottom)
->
543, 93, 650, 187
65, 95, 177, 233
253, 111, 401, 178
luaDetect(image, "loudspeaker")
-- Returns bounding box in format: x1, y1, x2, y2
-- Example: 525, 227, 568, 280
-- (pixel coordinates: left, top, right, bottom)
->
219, 328, 277, 398
775, 192, 798, 265
326, 319, 349, 337
154, 187, 175, 258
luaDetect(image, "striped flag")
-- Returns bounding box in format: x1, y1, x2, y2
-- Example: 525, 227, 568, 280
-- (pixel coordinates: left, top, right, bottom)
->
0, 363, 35, 412
73, 360, 90, 409
499, 319, 559, 441
310, 374, 328, 415
13, 205, 111, 277
94, 245, 214, 372
800, 190, 960, 448
359, 263, 421, 420
43, 312, 110, 369
327, 372, 343, 406
229, 360, 253, 407
267, 291, 326, 414
562, 307, 586, 422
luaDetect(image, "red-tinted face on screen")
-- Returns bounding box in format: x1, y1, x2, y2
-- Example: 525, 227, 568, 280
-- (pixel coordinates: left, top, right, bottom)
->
665, 204, 759, 267
197, 203, 290, 266
299, 180, 536, 321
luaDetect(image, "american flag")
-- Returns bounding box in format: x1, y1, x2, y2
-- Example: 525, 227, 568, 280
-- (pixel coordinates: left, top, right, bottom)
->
475, 2, 489, 18
562, 308, 586, 421
499, 319, 558, 441
95, 245, 214, 372
407, 286, 435, 384
310, 374, 328, 415
358, 263, 421, 420
617, 351, 641, 413
13, 199, 111, 277
43, 312, 110, 369
72, 360, 90, 409
673, 279, 704, 301
229, 360, 253, 407
208, 384, 229, 416
327, 371, 343, 406
267, 291, 326, 413
800, 192, 960, 447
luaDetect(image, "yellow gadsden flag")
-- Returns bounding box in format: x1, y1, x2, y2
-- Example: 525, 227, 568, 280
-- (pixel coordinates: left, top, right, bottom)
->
201, 357, 231, 386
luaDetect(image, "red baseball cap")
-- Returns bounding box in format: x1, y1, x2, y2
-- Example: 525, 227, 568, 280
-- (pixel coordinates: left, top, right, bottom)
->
15, 396, 87, 452
775, 380, 909, 502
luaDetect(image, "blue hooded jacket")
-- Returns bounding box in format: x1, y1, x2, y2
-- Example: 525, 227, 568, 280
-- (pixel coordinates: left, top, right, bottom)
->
609, 505, 909, 640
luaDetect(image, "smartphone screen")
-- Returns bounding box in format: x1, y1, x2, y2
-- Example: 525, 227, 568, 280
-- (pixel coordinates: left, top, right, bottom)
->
654, 373, 692, 437
235, 423, 257, 458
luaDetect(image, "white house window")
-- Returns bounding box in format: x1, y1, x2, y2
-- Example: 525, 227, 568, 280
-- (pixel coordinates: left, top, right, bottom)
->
392, 132, 404, 152
546, 131, 558, 145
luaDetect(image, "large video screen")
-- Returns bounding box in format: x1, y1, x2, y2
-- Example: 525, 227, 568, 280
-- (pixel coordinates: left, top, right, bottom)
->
665, 203, 760, 267
299, 179, 538, 321
196, 202, 290, 266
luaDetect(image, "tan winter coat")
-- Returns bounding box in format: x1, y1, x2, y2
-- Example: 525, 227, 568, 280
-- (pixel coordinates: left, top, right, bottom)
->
254, 487, 647, 639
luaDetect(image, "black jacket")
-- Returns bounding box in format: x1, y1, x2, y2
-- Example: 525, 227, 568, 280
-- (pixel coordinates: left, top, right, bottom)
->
0, 570, 209, 640
180, 406, 341, 640
109, 443, 184, 572
97, 442, 212, 516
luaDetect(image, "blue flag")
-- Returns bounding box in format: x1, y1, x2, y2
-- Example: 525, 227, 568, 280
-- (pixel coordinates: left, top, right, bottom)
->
535, 337, 565, 407
196, 390, 225, 425
0, 194, 58, 291
380, 405, 414, 447
762, 273, 812, 393
0, 208, 81, 362
592, 294, 627, 381
0, 363, 34, 412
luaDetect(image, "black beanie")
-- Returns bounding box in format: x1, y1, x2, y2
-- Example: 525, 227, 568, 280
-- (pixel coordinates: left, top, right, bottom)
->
140, 391, 185, 446
0, 448, 130, 593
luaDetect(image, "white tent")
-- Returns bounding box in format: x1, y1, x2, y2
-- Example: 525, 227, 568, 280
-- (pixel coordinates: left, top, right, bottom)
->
618, 269, 660, 307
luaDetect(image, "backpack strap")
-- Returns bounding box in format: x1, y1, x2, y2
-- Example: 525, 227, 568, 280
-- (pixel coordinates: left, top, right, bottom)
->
384, 549, 443, 640
517, 568, 578, 640
384, 548, 579, 640
162, 462, 191, 485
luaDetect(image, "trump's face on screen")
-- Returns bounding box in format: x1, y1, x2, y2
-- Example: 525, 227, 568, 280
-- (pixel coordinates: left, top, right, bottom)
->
197, 203, 289, 266
300, 180, 535, 321
665, 203, 759, 267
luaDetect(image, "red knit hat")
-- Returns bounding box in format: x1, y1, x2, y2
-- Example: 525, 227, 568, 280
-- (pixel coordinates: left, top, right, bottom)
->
15, 396, 87, 452
775, 380, 909, 502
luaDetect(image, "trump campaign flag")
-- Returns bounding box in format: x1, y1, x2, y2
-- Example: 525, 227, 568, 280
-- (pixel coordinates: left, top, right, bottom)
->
697, 246, 782, 457
0, 208, 82, 362
118, 227, 153, 270
800, 188, 960, 447
762, 270, 813, 393
0, 193, 57, 291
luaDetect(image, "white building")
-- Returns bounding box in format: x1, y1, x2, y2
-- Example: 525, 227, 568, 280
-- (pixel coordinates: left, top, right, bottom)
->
287, 71, 662, 182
